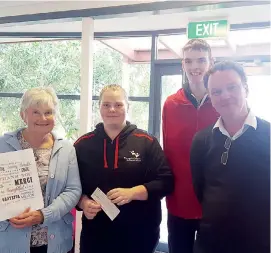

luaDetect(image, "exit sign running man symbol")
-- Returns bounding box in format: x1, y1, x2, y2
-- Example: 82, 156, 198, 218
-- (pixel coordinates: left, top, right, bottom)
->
187, 20, 228, 39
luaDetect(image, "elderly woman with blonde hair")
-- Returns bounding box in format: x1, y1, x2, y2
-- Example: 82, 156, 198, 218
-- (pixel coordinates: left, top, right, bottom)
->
0, 87, 82, 253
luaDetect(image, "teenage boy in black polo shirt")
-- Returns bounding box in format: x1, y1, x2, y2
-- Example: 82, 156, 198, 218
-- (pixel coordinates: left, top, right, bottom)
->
190, 61, 270, 253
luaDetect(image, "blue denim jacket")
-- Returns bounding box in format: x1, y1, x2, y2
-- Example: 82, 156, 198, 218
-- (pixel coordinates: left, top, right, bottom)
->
0, 129, 82, 253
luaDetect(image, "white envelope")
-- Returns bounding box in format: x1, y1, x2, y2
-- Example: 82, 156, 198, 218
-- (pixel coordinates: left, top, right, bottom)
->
91, 187, 120, 221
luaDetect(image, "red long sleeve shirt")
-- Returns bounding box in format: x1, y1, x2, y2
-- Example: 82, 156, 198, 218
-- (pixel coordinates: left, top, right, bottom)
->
163, 87, 219, 219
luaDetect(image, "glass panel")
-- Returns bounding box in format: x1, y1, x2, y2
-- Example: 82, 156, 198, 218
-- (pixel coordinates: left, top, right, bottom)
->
0, 97, 80, 141
94, 38, 151, 96
157, 39, 180, 60
128, 101, 149, 131
0, 97, 23, 134
0, 41, 81, 94
127, 63, 150, 97
247, 75, 271, 122
158, 34, 227, 60
0, 40, 152, 97
159, 74, 183, 245
119, 37, 152, 51
158, 28, 271, 60
56, 99, 80, 142
161, 75, 183, 109
159, 28, 271, 49
93, 41, 122, 96
243, 63, 270, 76
160, 198, 168, 243
160, 74, 183, 145
229, 28, 271, 46
161, 75, 183, 144
99, 37, 161, 51
92, 100, 101, 130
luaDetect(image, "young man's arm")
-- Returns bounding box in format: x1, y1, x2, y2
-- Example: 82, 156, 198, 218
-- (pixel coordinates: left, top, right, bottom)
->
144, 137, 174, 199
190, 131, 207, 204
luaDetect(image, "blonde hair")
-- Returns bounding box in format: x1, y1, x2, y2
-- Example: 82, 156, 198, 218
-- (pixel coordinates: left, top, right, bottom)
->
99, 84, 129, 106
20, 87, 59, 115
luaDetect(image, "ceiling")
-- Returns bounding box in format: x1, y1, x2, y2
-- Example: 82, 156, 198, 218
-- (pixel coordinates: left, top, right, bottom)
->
0, 1, 35, 8
0, 0, 167, 17
0, 0, 269, 65
0, 3, 269, 33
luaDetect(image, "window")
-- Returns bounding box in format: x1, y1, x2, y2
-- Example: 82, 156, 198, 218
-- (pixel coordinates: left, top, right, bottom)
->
127, 63, 150, 97
128, 101, 149, 131
57, 99, 80, 141
161, 75, 182, 108
93, 41, 122, 96
159, 74, 183, 246
0, 40, 81, 140
229, 28, 271, 46
0, 41, 81, 94
247, 75, 271, 122
160, 198, 168, 243
0, 97, 80, 141
94, 37, 151, 97
0, 97, 22, 134
160, 74, 183, 145
92, 100, 101, 130
93, 39, 151, 132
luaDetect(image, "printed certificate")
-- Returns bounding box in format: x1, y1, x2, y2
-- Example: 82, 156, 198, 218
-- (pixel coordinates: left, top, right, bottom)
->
0, 149, 44, 221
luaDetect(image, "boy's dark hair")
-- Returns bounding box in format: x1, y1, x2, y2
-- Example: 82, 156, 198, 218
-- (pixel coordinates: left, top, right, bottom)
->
204, 61, 248, 89
182, 39, 212, 59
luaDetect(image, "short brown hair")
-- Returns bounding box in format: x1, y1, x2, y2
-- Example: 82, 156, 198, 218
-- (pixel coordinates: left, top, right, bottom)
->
182, 39, 212, 59
204, 61, 248, 89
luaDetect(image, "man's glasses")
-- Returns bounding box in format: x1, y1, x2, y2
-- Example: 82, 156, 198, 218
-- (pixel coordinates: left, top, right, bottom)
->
221, 137, 232, 165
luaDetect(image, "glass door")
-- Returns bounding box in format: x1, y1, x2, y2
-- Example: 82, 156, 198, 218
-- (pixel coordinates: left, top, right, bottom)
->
154, 62, 182, 252
151, 62, 183, 143
160, 74, 183, 145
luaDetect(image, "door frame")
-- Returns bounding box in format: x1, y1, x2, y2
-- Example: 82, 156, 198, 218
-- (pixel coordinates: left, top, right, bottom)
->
150, 60, 183, 142
153, 61, 182, 252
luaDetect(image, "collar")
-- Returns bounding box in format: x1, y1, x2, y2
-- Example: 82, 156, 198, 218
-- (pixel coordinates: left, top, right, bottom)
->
213, 110, 257, 139
4, 128, 63, 141
183, 82, 209, 108
4, 128, 63, 154
191, 93, 209, 108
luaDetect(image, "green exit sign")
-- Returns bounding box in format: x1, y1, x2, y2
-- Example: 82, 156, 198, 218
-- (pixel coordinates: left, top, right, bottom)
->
187, 20, 228, 39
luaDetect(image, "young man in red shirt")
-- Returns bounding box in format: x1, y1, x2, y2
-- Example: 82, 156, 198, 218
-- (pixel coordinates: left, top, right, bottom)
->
162, 39, 219, 253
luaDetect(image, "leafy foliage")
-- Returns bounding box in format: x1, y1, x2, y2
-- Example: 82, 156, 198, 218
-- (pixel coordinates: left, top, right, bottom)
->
0, 40, 150, 140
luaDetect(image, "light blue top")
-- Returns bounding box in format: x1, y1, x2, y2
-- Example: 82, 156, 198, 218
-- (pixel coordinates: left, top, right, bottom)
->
0, 129, 82, 253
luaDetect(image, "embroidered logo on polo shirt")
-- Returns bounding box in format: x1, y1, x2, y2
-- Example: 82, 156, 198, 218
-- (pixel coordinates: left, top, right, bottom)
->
124, 151, 141, 162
